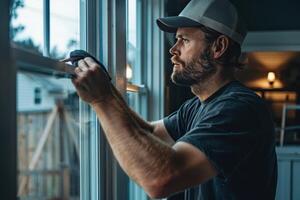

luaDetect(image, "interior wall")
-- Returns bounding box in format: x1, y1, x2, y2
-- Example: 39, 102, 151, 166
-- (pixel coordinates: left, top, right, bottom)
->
237, 52, 300, 89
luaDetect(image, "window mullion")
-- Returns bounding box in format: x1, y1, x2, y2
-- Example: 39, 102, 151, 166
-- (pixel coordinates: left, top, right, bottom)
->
101, 0, 129, 199
142, 0, 165, 121
43, 0, 50, 56
79, 0, 103, 200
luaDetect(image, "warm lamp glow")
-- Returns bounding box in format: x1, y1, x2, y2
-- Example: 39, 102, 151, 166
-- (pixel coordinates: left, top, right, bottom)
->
267, 72, 276, 82
126, 64, 133, 80
267, 72, 276, 87
250, 52, 297, 71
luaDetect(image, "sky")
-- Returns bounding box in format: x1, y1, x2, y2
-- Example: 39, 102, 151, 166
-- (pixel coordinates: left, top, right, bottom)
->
11, 0, 80, 56
11, 0, 136, 57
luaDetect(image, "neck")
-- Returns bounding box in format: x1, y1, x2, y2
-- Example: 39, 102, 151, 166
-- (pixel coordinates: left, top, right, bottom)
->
191, 69, 235, 102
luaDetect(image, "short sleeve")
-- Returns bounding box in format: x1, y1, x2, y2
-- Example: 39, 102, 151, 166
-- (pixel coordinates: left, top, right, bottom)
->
163, 98, 196, 141
178, 100, 260, 180
163, 111, 181, 141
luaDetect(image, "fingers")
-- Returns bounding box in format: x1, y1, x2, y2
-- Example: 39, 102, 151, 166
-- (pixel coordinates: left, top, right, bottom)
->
75, 57, 99, 74
73, 63, 89, 91
72, 76, 89, 92
73, 58, 92, 78
73, 57, 98, 90
84, 57, 99, 71
78, 59, 89, 72
84, 57, 110, 82
71, 57, 112, 104
72, 57, 107, 90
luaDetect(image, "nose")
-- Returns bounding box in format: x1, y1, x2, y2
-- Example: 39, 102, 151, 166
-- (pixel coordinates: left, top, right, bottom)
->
169, 42, 180, 56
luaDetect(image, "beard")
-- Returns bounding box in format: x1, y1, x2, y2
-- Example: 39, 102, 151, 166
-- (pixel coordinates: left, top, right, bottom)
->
171, 47, 217, 86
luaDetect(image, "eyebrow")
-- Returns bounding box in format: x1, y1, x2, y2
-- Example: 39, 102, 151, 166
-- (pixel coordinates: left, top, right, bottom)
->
175, 34, 186, 39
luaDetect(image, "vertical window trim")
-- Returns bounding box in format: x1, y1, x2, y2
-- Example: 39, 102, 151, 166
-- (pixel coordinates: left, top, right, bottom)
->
79, 1, 103, 200
101, 0, 129, 200
43, 0, 50, 56
0, 0, 17, 199
81, 0, 166, 199
128, 1, 165, 199
141, 0, 165, 121
126, 1, 150, 199
79, 0, 129, 200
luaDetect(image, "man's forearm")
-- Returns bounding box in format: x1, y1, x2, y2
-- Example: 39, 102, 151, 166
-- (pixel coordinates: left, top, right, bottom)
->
110, 85, 154, 132
92, 85, 180, 194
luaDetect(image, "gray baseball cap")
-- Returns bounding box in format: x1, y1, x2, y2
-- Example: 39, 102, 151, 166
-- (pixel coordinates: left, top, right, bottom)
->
157, 0, 247, 45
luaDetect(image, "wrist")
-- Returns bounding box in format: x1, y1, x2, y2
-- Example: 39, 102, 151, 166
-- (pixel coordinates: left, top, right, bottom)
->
90, 93, 114, 108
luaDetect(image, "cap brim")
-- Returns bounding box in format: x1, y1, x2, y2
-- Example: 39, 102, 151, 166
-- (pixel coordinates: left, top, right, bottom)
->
156, 16, 202, 32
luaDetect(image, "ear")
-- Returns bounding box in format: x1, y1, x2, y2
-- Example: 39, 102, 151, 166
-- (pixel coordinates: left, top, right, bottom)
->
211, 36, 229, 59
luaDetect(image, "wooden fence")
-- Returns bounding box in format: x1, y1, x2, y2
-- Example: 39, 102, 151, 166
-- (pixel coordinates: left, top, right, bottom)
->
17, 104, 80, 200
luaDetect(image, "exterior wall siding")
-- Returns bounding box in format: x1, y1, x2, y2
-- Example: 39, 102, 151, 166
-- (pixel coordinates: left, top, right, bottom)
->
17, 73, 55, 112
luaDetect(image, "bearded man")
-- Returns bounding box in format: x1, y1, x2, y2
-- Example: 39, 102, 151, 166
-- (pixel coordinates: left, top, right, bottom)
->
71, 0, 278, 199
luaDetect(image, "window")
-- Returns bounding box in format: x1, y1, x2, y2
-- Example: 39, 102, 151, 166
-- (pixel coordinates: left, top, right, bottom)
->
34, 87, 41, 104
10, 0, 81, 199
3, 0, 166, 199
11, 0, 80, 58
50, 0, 80, 59
17, 73, 80, 199
126, 0, 148, 198
127, 0, 137, 83
11, 0, 44, 54
126, 0, 165, 199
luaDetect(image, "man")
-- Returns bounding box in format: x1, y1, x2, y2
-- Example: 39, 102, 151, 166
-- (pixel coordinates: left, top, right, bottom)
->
71, 0, 277, 199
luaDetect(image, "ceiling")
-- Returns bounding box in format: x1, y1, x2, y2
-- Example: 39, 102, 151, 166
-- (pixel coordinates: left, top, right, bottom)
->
167, 0, 300, 31
231, 0, 300, 31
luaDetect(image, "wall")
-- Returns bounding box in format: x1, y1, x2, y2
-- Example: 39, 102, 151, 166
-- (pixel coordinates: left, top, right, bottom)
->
276, 147, 300, 200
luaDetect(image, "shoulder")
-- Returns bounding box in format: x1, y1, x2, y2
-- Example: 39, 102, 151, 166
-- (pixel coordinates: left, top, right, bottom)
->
177, 96, 200, 116
214, 81, 267, 111
181, 96, 199, 108
204, 83, 271, 130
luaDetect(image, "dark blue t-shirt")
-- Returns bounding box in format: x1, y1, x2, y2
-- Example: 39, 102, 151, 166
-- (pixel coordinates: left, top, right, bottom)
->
163, 80, 277, 200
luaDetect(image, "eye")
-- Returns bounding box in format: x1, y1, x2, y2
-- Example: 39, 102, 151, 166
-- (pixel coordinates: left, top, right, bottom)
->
182, 38, 189, 43
174, 37, 189, 44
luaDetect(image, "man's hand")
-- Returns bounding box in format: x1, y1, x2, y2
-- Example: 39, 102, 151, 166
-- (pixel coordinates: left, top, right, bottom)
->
71, 57, 112, 105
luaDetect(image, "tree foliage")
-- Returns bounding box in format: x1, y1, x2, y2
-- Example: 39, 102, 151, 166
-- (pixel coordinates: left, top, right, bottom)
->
10, 0, 25, 39
10, 0, 42, 54
10, 0, 79, 58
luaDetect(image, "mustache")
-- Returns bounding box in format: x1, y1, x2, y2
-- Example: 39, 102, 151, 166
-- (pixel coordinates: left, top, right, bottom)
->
171, 56, 185, 65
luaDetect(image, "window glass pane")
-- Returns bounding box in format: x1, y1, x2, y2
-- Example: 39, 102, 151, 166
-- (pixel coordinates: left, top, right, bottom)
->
127, 92, 138, 109
127, 0, 138, 83
11, 0, 44, 54
17, 72, 80, 199
50, 0, 80, 59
